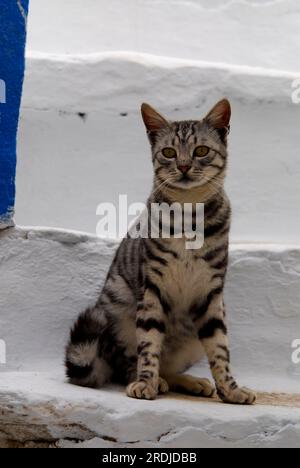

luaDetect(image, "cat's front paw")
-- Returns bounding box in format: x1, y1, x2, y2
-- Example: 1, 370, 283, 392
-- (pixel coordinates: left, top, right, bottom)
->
126, 381, 158, 400
218, 386, 256, 405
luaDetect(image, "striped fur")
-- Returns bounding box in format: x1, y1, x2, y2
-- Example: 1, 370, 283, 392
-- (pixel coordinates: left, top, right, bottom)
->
66, 99, 256, 405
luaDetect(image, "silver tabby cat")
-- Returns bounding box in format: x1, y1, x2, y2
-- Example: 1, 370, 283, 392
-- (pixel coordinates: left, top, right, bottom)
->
66, 99, 256, 404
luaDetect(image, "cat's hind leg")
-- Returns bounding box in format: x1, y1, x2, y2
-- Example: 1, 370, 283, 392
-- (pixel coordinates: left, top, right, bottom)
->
163, 374, 215, 397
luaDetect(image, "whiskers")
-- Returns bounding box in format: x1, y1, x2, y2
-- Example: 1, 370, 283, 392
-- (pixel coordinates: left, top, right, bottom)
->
152, 174, 177, 198
198, 172, 224, 192
153, 166, 225, 204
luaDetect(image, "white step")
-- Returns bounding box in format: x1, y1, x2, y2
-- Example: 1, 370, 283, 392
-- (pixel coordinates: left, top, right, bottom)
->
27, 0, 300, 72
17, 52, 300, 242
1, 371, 300, 448
0, 227, 299, 447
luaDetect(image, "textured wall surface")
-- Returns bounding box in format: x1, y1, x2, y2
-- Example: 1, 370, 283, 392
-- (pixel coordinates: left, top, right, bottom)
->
0, 0, 28, 227
14, 1, 300, 239
1, 228, 299, 385
26, 0, 300, 72
16, 53, 300, 242
0, 228, 300, 448
2, 0, 300, 449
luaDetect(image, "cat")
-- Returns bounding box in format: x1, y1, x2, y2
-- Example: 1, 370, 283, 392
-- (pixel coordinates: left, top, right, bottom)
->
65, 99, 256, 404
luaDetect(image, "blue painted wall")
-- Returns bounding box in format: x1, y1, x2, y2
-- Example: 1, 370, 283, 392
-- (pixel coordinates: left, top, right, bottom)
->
0, 0, 29, 227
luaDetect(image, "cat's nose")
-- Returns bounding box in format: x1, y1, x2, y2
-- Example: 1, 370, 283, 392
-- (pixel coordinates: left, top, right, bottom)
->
178, 164, 191, 174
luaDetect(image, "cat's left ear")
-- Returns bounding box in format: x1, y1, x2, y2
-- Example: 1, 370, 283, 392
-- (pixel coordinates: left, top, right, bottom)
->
205, 99, 231, 141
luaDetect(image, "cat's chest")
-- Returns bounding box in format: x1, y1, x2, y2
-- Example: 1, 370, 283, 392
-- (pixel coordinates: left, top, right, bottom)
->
157, 239, 213, 311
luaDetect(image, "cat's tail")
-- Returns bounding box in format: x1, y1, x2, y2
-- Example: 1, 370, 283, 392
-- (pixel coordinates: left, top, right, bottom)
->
65, 309, 112, 388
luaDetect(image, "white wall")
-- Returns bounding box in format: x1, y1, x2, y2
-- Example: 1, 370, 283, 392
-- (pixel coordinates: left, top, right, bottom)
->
27, 0, 300, 72
3, 3, 300, 446
2, 228, 300, 392
17, 54, 300, 242
15, 1, 300, 241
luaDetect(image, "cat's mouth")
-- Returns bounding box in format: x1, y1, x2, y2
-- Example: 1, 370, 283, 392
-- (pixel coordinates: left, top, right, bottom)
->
174, 174, 200, 189
179, 173, 193, 183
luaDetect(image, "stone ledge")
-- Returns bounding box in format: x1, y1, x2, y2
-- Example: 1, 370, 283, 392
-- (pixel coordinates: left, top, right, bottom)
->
1, 371, 300, 448
22, 51, 299, 113
1, 227, 299, 377
1, 227, 300, 447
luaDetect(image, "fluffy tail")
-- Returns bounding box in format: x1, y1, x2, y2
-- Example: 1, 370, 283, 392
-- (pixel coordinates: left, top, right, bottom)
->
65, 309, 112, 388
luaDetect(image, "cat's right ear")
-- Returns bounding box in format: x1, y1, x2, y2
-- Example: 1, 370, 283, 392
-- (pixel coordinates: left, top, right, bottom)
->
141, 103, 169, 138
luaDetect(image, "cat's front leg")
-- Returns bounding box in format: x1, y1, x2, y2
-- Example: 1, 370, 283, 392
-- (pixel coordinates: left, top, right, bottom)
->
196, 289, 256, 405
126, 285, 168, 400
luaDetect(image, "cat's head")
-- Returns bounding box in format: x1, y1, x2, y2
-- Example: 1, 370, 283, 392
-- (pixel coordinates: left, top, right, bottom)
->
141, 99, 231, 191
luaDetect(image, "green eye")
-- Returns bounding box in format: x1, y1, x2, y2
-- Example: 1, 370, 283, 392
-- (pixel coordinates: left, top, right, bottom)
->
162, 147, 177, 158
194, 146, 210, 158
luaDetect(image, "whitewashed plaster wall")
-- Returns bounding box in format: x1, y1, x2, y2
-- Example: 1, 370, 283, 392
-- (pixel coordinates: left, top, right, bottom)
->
16, 53, 300, 242
1, 228, 300, 392
14, 0, 300, 241
2, 2, 300, 448
27, 0, 300, 72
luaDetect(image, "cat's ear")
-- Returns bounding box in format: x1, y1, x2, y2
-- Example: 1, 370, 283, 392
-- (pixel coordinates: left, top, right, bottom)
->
205, 99, 231, 139
141, 103, 169, 134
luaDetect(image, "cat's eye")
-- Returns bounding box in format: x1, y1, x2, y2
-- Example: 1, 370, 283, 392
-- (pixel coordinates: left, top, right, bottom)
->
194, 146, 210, 158
162, 148, 177, 159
